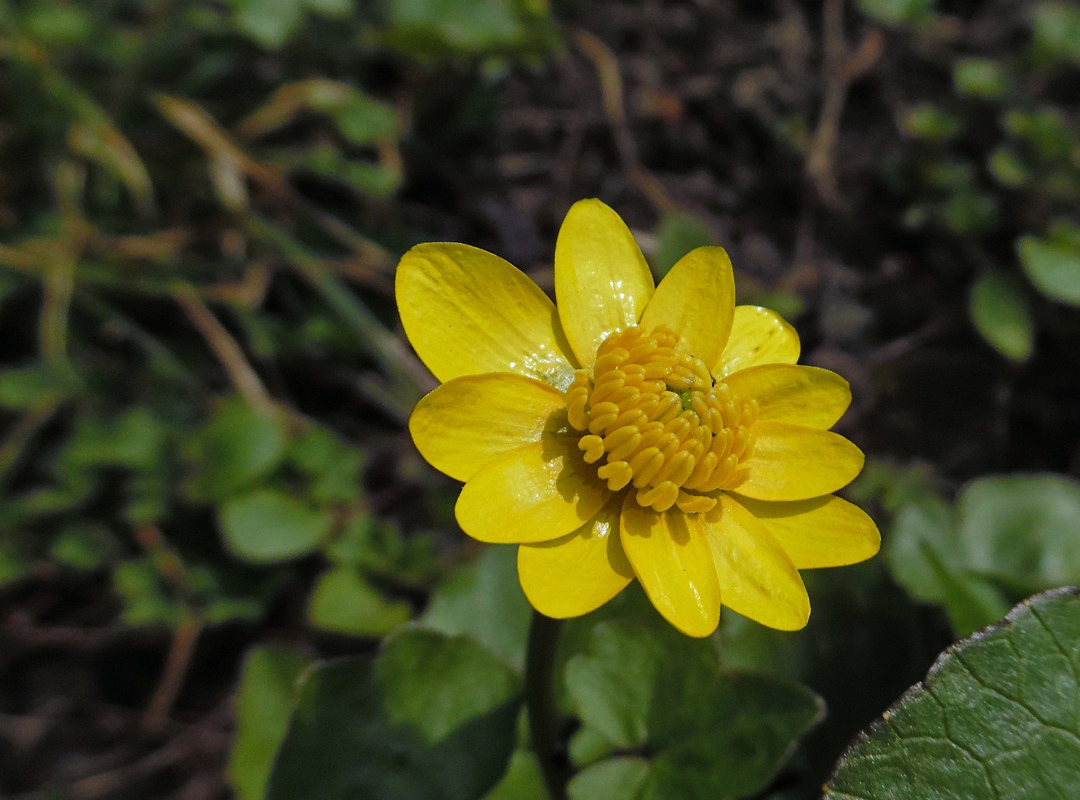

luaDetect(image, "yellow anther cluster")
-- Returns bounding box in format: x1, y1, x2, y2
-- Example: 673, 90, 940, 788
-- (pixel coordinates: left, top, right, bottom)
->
565, 326, 758, 513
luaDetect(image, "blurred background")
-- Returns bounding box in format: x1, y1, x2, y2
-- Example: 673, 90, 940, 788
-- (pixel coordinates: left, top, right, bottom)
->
1, 0, 1079, 798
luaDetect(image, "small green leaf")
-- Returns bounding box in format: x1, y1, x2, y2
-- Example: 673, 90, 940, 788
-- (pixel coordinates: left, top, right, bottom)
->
481, 749, 548, 800
940, 188, 997, 235
569, 757, 651, 800
652, 212, 718, 278
50, 523, 119, 570
383, 0, 556, 59
419, 546, 531, 671
268, 629, 522, 800
1018, 232, 1080, 307
287, 425, 365, 506
565, 621, 822, 799
956, 474, 1080, 593
112, 558, 183, 627
220, 489, 333, 563
307, 566, 411, 636
1031, 2, 1080, 65
883, 491, 957, 603
1003, 107, 1074, 161
63, 408, 170, 472
825, 588, 1080, 799
0, 364, 76, 409
968, 271, 1035, 362
901, 105, 962, 141
183, 397, 288, 502
231, 0, 304, 49
856, 0, 935, 27
987, 145, 1030, 187
952, 57, 1009, 99
228, 645, 314, 800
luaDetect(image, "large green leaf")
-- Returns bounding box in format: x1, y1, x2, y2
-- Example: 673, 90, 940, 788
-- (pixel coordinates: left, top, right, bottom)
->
228, 645, 314, 800
565, 621, 822, 799
268, 628, 522, 800
824, 587, 1080, 799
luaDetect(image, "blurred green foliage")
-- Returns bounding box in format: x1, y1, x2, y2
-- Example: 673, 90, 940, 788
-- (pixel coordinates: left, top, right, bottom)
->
865, 1, 1080, 361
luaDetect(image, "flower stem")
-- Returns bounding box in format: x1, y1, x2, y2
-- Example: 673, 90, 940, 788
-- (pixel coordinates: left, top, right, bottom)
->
526, 611, 570, 800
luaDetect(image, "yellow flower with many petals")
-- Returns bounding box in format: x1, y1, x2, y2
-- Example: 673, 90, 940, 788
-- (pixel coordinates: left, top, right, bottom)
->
398, 199, 879, 637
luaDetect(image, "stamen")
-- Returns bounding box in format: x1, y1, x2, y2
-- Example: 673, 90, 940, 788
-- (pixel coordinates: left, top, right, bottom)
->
564, 325, 759, 513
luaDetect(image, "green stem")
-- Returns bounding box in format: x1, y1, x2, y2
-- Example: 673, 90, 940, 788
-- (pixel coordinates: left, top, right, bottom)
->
526, 611, 570, 800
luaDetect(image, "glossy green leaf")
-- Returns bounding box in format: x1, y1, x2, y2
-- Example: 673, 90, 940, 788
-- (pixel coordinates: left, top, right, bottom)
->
219, 489, 333, 563
565, 621, 822, 799
268, 629, 522, 800
418, 546, 531, 671
825, 588, 1080, 799
968, 271, 1034, 362
307, 566, 411, 636
228, 645, 314, 800
1018, 232, 1080, 307
183, 397, 289, 502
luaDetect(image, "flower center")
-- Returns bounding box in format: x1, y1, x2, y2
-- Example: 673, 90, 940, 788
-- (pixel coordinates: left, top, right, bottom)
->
564, 325, 757, 514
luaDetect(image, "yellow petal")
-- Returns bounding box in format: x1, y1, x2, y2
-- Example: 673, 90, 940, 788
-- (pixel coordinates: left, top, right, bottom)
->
639, 247, 735, 369
396, 242, 576, 387
619, 496, 721, 637
518, 498, 633, 618
724, 364, 851, 429
554, 199, 655, 366
714, 305, 800, 378
730, 421, 864, 501
733, 495, 881, 569
410, 374, 567, 482
704, 495, 810, 630
456, 435, 610, 544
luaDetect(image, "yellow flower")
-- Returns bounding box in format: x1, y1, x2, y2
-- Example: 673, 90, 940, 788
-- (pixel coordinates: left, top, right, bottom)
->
398, 199, 879, 637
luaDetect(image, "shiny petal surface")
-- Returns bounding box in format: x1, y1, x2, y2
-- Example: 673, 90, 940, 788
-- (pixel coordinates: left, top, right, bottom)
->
397, 242, 576, 387
734, 495, 881, 569
518, 498, 633, 618
555, 199, 655, 366
714, 305, 800, 378
730, 421, 864, 501
639, 247, 735, 369
409, 374, 567, 482
725, 364, 851, 430
704, 495, 810, 630
620, 496, 721, 637
456, 436, 609, 544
